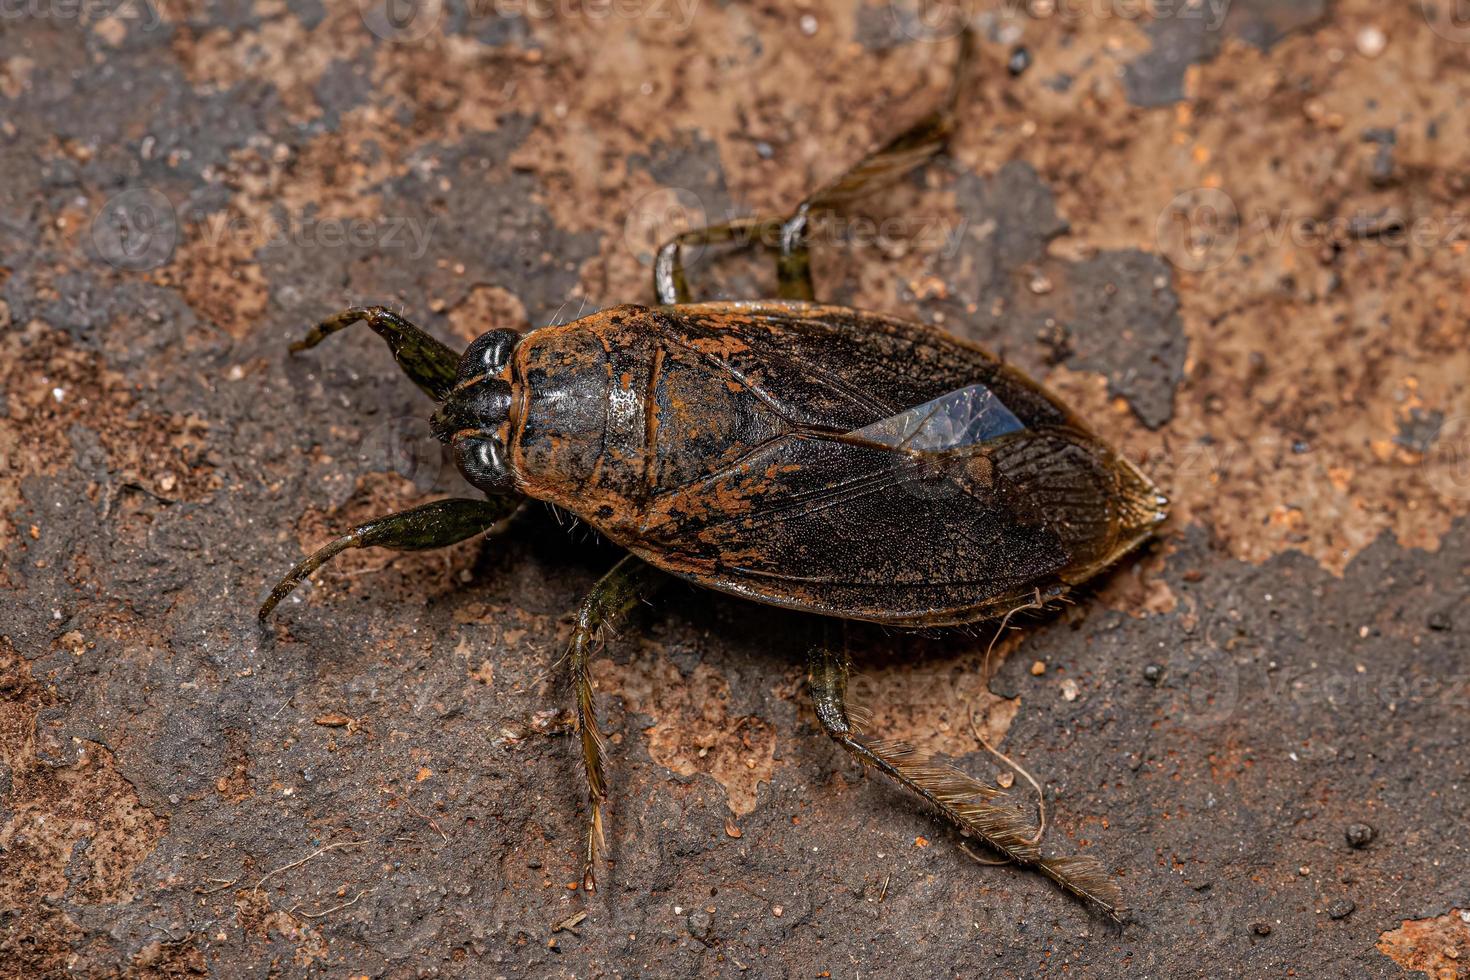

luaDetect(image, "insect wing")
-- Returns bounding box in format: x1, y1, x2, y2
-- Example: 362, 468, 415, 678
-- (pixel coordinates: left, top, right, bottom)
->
849, 383, 1026, 452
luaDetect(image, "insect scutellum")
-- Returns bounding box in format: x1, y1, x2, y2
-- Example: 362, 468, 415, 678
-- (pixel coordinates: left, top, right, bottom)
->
431, 328, 521, 494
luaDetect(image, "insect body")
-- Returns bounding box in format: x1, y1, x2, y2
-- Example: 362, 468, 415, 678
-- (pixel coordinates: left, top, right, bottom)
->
445, 301, 1163, 627
259, 37, 1165, 923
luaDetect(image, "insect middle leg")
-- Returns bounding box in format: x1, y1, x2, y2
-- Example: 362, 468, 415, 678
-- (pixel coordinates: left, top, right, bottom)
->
565, 555, 666, 890
653, 31, 973, 305
652, 216, 783, 306
290, 306, 461, 400
258, 496, 519, 625
806, 645, 1125, 922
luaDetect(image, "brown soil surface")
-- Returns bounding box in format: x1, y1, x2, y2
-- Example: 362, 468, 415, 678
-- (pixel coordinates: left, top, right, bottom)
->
2, 1, 1467, 975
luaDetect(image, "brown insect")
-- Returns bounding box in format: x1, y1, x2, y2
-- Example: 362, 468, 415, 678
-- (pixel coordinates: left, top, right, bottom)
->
259, 35, 1166, 922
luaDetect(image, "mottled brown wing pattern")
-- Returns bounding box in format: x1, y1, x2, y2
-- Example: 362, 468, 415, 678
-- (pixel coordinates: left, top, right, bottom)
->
602, 303, 1160, 625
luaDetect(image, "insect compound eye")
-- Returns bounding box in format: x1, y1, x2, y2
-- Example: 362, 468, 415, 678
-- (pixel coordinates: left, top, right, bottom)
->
454, 435, 515, 494
458, 329, 520, 383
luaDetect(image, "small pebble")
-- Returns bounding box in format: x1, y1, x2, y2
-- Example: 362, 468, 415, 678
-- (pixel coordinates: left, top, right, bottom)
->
1060, 678, 1079, 701
1327, 898, 1356, 920
687, 909, 712, 939
1345, 823, 1375, 849
771, 905, 784, 918
997, 771, 1015, 789
1028, 271, 1054, 295
1427, 610, 1451, 631
1143, 663, 1164, 685
1251, 922, 1272, 936
799, 14, 817, 36
1030, 660, 1046, 676
1369, 143, 1396, 186
1356, 26, 1386, 58
1007, 46, 1032, 77
1347, 209, 1405, 239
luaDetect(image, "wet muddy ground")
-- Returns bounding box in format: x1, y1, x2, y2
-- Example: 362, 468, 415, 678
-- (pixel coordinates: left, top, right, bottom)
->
2, 0, 1468, 976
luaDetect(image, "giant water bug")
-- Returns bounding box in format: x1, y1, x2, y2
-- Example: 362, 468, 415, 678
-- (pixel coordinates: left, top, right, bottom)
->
259, 33, 1166, 922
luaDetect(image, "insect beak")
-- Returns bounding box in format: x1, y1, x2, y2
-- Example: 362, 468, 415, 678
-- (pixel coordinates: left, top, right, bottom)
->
431, 377, 513, 444
431, 377, 517, 494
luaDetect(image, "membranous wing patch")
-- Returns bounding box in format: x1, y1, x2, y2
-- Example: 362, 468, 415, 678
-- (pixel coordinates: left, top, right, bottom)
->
847, 383, 1025, 451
